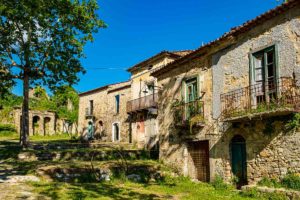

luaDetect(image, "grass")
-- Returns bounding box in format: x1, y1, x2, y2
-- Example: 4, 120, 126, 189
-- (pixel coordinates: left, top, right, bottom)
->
29, 177, 255, 200
258, 174, 300, 192
29, 133, 73, 141
0, 134, 289, 200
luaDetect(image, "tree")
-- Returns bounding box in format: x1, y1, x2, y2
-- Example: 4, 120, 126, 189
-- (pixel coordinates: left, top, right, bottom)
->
52, 85, 79, 125
0, 0, 105, 147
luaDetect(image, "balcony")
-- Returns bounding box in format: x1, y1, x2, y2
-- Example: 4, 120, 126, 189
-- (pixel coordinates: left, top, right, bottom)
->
220, 77, 300, 122
127, 93, 158, 113
85, 108, 94, 118
173, 100, 205, 128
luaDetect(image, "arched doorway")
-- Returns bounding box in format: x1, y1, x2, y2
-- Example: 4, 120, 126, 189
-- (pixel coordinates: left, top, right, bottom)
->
32, 116, 40, 135
44, 117, 51, 136
112, 123, 120, 142
231, 135, 247, 187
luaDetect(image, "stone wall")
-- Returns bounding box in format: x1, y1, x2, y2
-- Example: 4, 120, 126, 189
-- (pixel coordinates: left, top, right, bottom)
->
106, 84, 131, 143
212, 6, 300, 118
78, 81, 131, 142
154, 3, 300, 184
155, 54, 214, 180
129, 56, 175, 149
13, 108, 56, 136
210, 5, 300, 184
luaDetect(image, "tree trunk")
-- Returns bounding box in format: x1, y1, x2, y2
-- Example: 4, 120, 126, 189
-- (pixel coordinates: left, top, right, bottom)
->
20, 72, 29, 147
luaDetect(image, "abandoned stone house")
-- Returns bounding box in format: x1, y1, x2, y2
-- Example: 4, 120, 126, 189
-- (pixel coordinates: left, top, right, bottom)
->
126, 51, 192, 149
78, 51, 191, 147
151, 0, 300, 186
78, 81, 131, 142
6, 88, 77, 136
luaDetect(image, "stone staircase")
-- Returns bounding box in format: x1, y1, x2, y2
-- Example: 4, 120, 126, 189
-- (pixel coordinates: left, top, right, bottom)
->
19, 141, 157, 162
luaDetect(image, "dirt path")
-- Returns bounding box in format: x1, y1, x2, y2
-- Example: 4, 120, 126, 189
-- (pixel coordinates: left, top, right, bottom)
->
0, 182, 47, 200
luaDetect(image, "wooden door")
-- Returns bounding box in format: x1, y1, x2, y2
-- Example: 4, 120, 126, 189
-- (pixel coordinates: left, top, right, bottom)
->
188, 141, 210, 182
231, 135, 247, 187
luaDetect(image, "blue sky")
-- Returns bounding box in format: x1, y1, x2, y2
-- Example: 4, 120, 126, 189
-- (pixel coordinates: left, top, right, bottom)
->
12, 0, 281, 95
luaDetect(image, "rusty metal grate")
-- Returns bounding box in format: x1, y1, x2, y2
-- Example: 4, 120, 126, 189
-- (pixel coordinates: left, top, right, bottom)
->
188, 141, 210, 182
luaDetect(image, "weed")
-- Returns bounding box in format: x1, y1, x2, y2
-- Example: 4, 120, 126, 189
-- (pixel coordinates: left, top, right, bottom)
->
281, 173, 300, 191
258, 177, 281, 188
211, 175, 232, 190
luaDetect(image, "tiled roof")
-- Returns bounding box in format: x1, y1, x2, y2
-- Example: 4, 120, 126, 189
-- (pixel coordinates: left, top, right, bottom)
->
151, 0, 299, 77
79, 80, 130, 97
127, 50, 193, 73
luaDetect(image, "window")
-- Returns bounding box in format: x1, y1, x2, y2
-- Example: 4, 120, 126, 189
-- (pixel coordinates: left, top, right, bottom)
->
115, 95, 120, 114
89, 100, 93, 115
185, 78, 198, 102
147, 83, 154, 94
184, 77, 199, 120
252, 46, 277, 104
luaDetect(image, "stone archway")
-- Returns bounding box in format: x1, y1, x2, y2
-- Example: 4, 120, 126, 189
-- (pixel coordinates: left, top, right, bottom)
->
32, 116, 40, 135
44, 117, 51, 136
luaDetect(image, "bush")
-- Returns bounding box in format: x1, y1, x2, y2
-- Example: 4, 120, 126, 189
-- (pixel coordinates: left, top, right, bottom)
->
211, 175, 231, 190
240, 187, 288, 200
0, 124, 16, 132
281, 173, 300, 191
240, 187, 259, 198
258, 177, 281, 188
0, 124, 17, 136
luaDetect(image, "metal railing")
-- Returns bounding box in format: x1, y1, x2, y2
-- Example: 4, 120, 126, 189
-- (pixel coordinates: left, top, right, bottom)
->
220, 77, 300, 119
173, 100, 205, 126
126, 93, 158, 113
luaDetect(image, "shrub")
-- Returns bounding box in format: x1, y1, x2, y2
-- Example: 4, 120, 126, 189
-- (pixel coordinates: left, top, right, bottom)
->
0, 124, 17, 136
0, 124, 16, 132
211, 175, 231, 190
258, 177, 281, 188
240, 187, 288, 200
240, 187, 259, 198
281, 173, 300, 191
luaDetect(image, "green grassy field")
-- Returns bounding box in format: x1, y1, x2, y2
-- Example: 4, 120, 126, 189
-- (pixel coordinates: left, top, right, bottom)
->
0, 130, 286, 200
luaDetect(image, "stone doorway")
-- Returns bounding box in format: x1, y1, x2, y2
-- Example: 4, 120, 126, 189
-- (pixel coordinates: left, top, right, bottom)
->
188, 140, 210, 182
44, 117, 51, 136
112, 123, 120, 142
32, 116, 40, 135
231, 135, 247, 187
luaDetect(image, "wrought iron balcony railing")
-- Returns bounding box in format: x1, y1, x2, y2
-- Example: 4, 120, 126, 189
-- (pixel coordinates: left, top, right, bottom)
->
127, 93, 158, 113
173, 100, 205, 127
220, 77, 300, 121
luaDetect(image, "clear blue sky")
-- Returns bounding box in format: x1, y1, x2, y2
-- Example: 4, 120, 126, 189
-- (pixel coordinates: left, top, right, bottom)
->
12, 0, 281, 95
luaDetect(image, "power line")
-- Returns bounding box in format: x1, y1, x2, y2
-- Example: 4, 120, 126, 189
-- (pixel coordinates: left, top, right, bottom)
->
85, 67, 128, 70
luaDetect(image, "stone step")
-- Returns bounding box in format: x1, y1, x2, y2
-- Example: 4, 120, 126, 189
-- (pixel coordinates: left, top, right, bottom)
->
18, 149, 158, 162
29, 141, 135, 151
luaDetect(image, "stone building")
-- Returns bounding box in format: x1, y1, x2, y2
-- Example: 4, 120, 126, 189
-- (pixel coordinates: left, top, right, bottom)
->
13, 107, 56, 136
126, 51, 192, 149
151, 0, 300, 186
78, 81, 131, 142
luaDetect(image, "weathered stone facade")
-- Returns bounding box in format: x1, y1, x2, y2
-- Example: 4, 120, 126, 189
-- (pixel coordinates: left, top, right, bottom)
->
13, 108, 56, 136
127, 51, 191, 149
78, 81, 131, 142
151, 0, 300, 186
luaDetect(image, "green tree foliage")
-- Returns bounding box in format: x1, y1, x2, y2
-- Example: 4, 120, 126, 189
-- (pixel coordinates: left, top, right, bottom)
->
0, 0, 105, 146
52, 85, 79, 123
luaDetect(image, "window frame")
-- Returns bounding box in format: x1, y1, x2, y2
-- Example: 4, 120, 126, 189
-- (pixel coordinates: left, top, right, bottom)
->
115, 94, 120, 114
